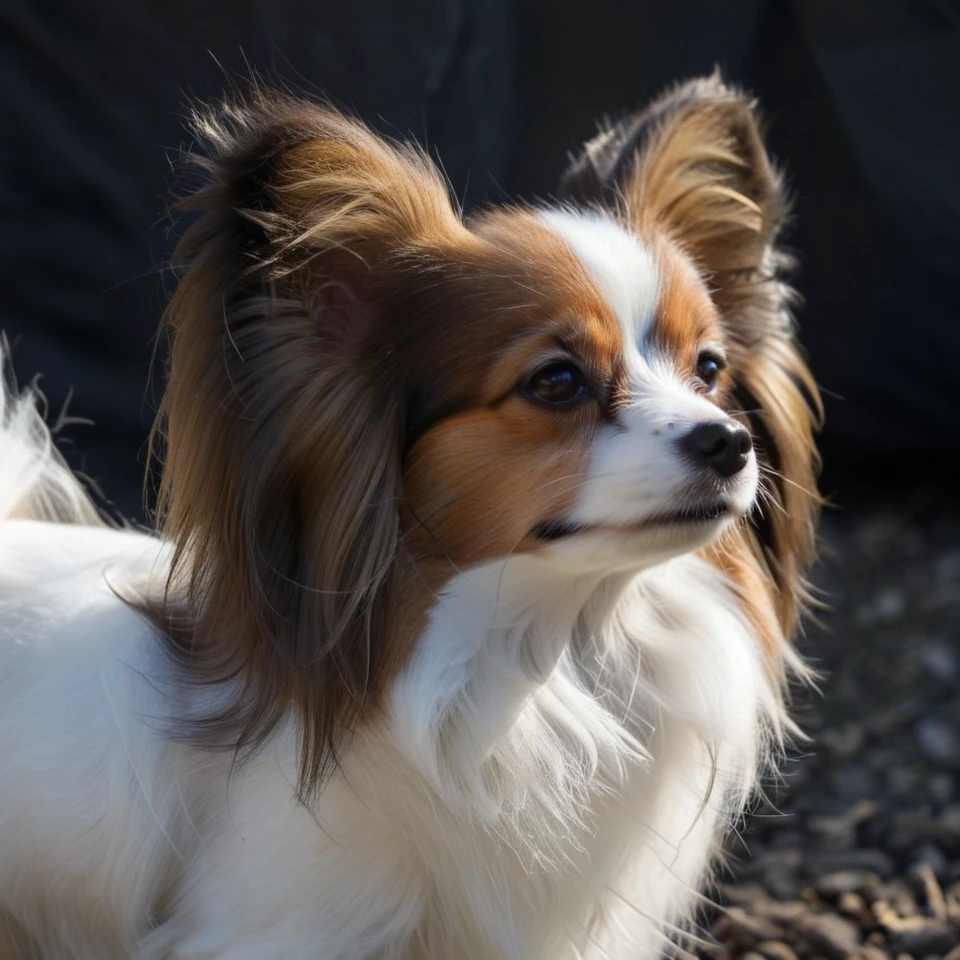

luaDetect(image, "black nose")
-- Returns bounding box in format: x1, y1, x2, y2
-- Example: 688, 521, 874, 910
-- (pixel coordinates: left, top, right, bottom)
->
682, 421, 753, 478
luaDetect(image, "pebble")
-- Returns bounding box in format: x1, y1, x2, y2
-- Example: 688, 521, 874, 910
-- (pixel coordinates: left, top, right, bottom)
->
809, 801, 878, 852
868, 698, 923, 736
887, 764, 925, 799
808, 814, 858, 850
935, 550, 960, 583
807, 849, 896, 878
763, 867, 800, 901
816, 870, 876, 897
755, 942, 800, 960
920, 638, 959, 681
910, 843, 950, 880
845, 894, 880, 934
889, 924, 960, 956
821, 721, 866, 759
867, 745, 904, 771
938, 806, 960, 845
796, 912, 861, 958
768, 827, 807, 850
855, 588, 905, 626
915, 718, 960, 766
722, 906, 785, 942
747, 899, 809, 924
930, 772, 957, 805
829, 764, 880, 801
752, 849, 804, 873
718, 882, 769, 907
886, 813, 940, 856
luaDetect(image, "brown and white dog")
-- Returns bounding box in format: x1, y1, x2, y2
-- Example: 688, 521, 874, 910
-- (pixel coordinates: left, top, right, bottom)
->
0, 74, 820, 958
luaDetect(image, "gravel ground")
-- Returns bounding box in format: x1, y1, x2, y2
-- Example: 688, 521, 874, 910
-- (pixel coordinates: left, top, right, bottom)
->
691, 487, 960, 960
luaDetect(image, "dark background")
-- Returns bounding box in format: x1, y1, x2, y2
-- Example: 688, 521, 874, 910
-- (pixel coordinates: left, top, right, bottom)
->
3, 4, 960, 953
3, 0, 958, 519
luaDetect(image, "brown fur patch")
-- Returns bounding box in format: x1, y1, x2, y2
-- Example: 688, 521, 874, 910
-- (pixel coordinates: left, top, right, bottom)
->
400, 212, 624, 572
649, 239, 730, 396
703, 535, 782, 672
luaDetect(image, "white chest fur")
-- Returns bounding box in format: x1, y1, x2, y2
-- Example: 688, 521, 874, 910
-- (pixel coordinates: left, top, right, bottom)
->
146, 554, 780, 959
0, 524, 781, 959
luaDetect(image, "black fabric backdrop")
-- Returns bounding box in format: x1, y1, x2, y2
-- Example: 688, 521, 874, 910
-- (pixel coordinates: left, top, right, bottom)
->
2, 0, 958, 518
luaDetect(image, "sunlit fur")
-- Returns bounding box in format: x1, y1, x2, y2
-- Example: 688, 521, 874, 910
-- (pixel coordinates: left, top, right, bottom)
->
0, 76, 819, 959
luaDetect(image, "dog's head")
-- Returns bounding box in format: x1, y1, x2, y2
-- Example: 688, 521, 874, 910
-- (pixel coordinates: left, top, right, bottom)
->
151, 77, 819, 796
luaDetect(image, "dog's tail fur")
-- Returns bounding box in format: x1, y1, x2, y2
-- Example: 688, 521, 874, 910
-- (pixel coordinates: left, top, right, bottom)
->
0, 338, 102, 526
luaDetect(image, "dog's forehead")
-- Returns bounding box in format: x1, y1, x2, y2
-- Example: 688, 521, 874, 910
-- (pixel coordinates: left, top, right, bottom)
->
457, 208, 626, 359
537, 209, 660, 360
535, 209, 721, 375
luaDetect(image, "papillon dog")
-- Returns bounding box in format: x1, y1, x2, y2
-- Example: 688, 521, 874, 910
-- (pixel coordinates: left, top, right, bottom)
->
0, 74, 820, 959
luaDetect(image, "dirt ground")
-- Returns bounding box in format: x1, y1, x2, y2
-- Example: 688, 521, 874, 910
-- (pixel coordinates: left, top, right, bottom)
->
692, 488, 960, 960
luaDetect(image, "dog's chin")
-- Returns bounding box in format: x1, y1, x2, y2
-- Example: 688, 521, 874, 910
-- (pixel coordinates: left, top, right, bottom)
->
533, 497, 750, 572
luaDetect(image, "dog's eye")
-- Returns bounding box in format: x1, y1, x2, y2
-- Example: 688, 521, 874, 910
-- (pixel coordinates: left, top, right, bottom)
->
695, 351, 725, 392
525, 361, 590, 407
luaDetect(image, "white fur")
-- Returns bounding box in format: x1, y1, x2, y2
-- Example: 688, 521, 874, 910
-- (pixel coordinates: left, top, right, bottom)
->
539, 209, 659, 355
0, 210, 787, 960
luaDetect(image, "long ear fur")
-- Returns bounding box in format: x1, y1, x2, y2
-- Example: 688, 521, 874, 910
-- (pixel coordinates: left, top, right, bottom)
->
559, 73, 822, 637
148, 89, 461, 800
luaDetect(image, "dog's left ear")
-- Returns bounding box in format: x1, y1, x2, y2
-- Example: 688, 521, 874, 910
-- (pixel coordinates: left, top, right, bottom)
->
560, 73, 822, 634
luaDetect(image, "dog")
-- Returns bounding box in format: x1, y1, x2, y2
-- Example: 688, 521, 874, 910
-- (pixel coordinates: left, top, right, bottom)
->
0, 74, 820, 958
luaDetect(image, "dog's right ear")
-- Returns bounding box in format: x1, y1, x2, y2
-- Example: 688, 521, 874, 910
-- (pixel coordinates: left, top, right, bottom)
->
556, 82, 718, 206
150, 90, 464, 801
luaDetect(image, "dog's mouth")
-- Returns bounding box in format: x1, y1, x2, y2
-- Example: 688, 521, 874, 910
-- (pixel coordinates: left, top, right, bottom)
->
532, 502, 730, 542
645, 502, 730, 527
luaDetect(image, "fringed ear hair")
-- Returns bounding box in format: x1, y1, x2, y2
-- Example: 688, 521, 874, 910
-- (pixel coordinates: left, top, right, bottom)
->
560, 73, 822, 636
149, 89, 463, 801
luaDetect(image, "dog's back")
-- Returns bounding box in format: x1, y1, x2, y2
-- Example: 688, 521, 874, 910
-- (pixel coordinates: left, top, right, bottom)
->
0, 351, 185, 960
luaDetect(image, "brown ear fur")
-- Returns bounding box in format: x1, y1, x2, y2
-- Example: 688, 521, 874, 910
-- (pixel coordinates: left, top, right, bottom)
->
148, 90, 461, 799
560, 74, 822, 639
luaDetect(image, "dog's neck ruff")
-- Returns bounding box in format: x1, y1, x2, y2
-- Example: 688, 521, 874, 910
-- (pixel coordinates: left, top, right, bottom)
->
333, 552, 785, 956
